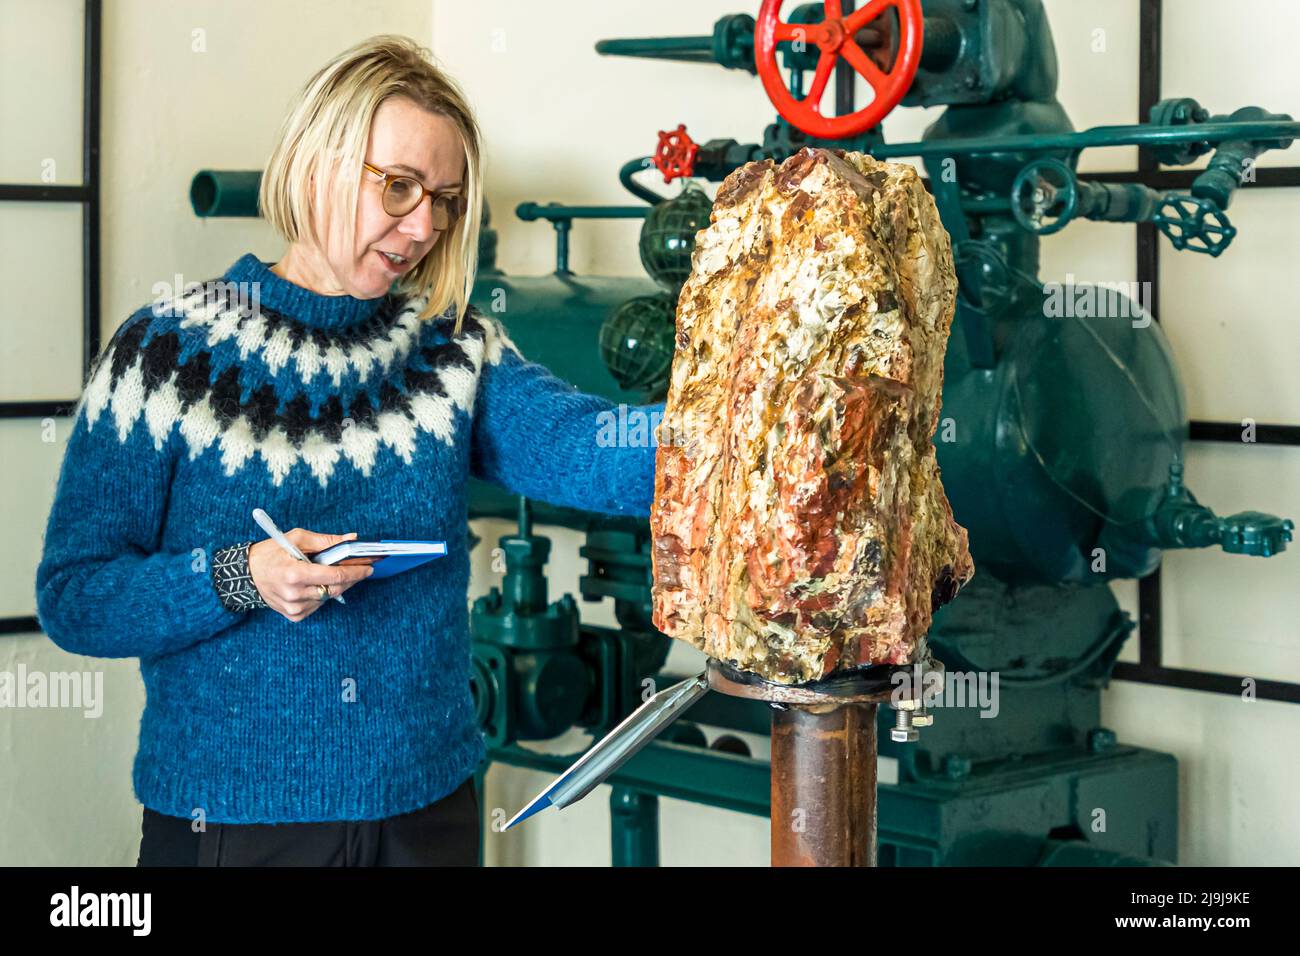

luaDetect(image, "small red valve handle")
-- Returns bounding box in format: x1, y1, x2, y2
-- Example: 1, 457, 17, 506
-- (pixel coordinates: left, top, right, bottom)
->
654, 124, 700, 183
754, 0, 923, 139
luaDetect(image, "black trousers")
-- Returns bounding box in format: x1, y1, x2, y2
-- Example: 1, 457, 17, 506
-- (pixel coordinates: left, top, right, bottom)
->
136, 776, 479, 866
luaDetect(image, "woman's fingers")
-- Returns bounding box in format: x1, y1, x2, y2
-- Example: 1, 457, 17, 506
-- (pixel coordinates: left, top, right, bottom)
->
247, 528, 379, 622
294, 570, 374, 603
286, 527, 358, 554
282, 549, 375, 604
281, 561, 375, 588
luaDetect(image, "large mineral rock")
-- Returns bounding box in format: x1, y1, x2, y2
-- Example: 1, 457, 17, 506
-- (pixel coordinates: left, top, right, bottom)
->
650, 147, 974, 685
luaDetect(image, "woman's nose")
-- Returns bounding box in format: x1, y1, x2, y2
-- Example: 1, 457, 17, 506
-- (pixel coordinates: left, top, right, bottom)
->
398, 195, 435, 242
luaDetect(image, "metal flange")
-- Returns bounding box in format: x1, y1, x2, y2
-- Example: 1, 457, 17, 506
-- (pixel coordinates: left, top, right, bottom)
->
706, 654, 943, 709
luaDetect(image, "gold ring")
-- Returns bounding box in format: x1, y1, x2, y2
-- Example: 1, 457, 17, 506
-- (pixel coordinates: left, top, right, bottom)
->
317, 584, 330, 601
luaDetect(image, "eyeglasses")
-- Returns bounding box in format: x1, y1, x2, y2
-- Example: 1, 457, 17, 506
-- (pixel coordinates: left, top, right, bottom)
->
362, 161, 468, 229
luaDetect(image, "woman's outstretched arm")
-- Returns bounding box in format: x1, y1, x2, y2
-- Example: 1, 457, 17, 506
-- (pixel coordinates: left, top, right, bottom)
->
35, 315, 248, 659
468, 308, 664, 517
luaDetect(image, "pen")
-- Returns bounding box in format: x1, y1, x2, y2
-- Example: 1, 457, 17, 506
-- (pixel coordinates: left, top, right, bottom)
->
251, 507, 347, 605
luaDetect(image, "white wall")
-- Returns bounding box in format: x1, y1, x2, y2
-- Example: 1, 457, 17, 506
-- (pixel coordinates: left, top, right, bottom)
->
2, 0, 1295, 866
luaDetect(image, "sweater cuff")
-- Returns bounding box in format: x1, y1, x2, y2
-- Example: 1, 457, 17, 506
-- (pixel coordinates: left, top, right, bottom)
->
212, 541, 269, 612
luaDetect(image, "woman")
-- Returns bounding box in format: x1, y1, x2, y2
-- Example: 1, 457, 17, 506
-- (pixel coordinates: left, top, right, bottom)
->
35, 35, 663, 866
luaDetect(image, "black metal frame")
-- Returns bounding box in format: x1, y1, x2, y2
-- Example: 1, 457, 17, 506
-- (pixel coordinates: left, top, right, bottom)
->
1, 0, 100, 637
1110, 0, 1300, 704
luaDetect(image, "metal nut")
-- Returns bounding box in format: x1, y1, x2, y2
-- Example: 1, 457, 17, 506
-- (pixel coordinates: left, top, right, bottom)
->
890, 706, 919, 743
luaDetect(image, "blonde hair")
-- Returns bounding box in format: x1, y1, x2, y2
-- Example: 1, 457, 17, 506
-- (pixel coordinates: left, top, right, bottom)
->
259, 34, 481, 334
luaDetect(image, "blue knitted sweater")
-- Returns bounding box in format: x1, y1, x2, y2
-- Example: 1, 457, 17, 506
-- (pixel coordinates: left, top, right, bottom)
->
35, 252, 662, 823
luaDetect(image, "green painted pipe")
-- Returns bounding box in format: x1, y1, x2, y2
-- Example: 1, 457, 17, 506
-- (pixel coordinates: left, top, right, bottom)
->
190, 170, 261, 217
610, 788, 660, 867
872, 119, 1300, 160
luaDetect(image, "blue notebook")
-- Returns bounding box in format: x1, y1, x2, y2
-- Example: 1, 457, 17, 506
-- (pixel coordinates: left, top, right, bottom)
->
311, 539, 447, 579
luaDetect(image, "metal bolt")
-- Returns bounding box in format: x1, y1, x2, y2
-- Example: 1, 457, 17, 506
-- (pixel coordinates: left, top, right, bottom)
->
912, 705, 934, 728
890, 706, 918, 743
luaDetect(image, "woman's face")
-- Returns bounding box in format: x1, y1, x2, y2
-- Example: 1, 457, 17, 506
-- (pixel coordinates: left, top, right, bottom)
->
316, 96, 467, 299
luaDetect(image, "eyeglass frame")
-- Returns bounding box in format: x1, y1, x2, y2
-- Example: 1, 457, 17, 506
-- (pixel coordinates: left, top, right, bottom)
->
361, 160, 468, 227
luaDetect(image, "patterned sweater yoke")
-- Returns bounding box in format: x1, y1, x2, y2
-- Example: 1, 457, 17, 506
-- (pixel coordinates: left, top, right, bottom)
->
35, 252, 662, 823
79, 262, 516, 488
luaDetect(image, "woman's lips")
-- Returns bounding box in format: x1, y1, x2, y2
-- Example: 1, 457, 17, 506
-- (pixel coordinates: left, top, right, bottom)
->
375, 250, 413, 275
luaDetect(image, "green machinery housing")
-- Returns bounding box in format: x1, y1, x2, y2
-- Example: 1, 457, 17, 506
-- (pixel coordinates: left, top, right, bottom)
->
191, 0, 1297, 865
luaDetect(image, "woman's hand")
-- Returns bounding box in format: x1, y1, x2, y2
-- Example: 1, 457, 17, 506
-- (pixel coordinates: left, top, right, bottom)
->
248, 530, 378, 622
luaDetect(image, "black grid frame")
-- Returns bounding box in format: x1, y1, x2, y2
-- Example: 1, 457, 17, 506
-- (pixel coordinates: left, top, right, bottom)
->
1107, 0, 1300, 704
0, 0, 100, 637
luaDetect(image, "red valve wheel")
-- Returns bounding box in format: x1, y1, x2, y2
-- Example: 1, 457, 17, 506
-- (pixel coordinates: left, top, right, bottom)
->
654, 124, 700, 183
754, 0, 923, 139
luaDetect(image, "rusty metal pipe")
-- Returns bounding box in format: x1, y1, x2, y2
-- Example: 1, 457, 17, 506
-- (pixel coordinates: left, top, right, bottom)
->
770, 701, 878, 867
705, 658, 919, 867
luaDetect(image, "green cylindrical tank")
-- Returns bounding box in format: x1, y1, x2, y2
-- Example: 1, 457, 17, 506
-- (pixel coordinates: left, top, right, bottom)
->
466, 268, 664, 530
936, 292, 1186, 584
467, 209, 665, 528
468, 197, 681, 529
469, 271, 663, 403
